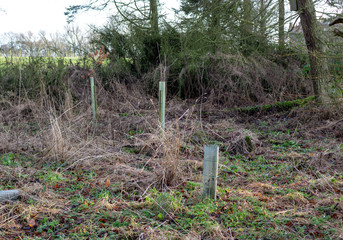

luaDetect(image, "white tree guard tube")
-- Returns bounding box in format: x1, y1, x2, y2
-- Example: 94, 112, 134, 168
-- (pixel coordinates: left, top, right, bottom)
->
0, 190, 20, 202
203, 145, 219, 199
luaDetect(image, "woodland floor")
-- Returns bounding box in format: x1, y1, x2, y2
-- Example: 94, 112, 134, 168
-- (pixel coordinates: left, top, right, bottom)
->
0, 89, 343, 239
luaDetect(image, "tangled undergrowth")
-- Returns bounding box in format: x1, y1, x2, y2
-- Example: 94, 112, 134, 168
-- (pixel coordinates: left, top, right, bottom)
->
0, 83, 342, 239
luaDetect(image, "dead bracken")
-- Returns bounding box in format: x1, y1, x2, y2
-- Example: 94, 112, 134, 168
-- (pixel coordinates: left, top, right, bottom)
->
0, 80, 342, 239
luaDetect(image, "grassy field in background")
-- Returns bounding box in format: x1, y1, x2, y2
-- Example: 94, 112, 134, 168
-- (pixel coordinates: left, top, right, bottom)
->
0, 56, 84, 64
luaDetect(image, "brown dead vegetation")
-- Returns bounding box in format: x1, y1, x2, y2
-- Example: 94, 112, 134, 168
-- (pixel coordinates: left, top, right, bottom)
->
0, 79, 343, 239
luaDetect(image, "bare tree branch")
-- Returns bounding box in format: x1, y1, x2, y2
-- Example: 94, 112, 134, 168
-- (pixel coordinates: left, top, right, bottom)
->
329, 18, 343, 26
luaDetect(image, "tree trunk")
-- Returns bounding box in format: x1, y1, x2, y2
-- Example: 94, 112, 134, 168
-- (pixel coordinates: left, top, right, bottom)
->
148, 0, 160, 68
210, 0, 221, 53
298, 0, 332, 104
260, 0, 266, 38
278, 0, 285, 48
243, 0, 253, 34
241, 0, 253, 54
150, 0, 159, 35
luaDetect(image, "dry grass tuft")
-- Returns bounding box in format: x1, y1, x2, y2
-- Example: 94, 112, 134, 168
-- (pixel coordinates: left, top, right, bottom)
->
224, 129, 260, 154
158, 126, 184, 187
307, 151, 343, 172
63, 88, 73, 120
48, 115, 66, 160
283, 192, 309, 205
247, 182, 275, 194
135, 123, 186, 189
310, 174, 343, 192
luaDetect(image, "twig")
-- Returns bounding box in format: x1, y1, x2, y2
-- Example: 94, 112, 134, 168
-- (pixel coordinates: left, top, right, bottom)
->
178, 109, 189, 121
314, 118, 343, 132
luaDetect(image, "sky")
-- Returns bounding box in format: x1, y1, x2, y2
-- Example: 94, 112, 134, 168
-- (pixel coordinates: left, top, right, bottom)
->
0, 0, 179, 36
0, 0, 338, 39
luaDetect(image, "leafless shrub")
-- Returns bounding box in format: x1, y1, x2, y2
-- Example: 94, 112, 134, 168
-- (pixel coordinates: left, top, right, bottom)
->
134, 123, 186, 189
0, 101, 45, 154
224, 129, 260, 154
207, 53, 310, 106
158, 125, 184, 187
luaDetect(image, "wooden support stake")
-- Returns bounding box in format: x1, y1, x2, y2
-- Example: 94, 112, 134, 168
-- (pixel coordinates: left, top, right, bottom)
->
159, 81, 166, 131
203, 145, 219, 199
0, 190, 20, 202
90, 77, 97, 122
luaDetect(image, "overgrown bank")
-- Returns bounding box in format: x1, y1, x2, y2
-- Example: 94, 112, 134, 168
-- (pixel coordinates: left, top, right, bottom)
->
0, 50, 312, 110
